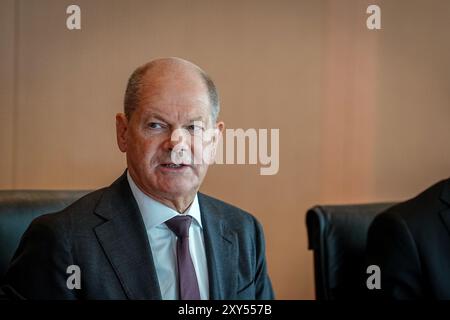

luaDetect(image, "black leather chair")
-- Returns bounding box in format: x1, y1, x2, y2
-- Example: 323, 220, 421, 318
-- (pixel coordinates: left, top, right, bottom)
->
306, 202, 395, 300
0, 190, 90, 278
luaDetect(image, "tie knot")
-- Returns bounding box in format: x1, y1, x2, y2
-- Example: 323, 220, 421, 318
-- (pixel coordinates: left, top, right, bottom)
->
166, 215, 192, 239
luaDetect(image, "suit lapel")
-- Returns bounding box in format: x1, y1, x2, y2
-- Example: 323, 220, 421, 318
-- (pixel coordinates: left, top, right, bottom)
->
93, 172, 161, 300
439, 179, 450, 236
198, 193, 238, 300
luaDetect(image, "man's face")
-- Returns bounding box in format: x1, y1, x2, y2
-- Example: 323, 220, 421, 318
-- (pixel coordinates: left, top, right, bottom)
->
117, 69, 223, 204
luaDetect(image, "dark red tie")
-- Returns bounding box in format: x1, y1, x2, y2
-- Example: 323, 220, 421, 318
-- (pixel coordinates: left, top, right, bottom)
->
165, 215, 201, 300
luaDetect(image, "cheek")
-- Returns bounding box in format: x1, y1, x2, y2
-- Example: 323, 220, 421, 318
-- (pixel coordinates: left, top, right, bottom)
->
190, 137, 201, 154
129, 137, 161, 163
190, 136, 216, 165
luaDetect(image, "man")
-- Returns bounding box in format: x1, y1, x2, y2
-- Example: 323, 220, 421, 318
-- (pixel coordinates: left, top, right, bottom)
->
2, 57, 274, 300
366, 178, 450, 299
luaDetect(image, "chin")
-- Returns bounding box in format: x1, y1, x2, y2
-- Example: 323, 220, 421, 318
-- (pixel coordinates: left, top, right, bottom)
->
160, 181, 197, 196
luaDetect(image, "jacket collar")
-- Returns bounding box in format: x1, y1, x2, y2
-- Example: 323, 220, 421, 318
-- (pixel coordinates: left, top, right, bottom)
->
198, 193, 238, 300
93, 171, 162, 300
439, 178, 450, 236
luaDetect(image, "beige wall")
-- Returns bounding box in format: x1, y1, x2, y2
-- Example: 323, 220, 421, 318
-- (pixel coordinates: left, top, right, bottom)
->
2, 0, 450, 299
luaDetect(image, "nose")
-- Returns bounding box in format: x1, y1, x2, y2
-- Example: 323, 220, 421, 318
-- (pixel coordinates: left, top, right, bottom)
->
165, 127, 190, 152
166, 128, 193, 165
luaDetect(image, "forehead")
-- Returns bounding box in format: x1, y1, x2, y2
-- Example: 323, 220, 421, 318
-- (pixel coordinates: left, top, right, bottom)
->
138, 86, 211, 122
134, 64, 212, 121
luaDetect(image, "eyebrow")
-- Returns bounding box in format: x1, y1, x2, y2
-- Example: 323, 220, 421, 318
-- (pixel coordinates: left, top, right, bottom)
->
189, 116, 205, 122
144, 113, 206, 124
145, 112, 168, 123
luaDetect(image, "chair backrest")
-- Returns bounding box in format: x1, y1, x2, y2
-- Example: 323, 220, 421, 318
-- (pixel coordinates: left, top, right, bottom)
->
0, 190, 90, 278
306, 202, 395, 300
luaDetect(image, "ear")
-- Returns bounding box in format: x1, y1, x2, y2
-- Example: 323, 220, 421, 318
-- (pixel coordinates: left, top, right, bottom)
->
214, 121, 225, 143
116, 113, 128, 153
211, 120, 225, 153
202, 121, 224, 165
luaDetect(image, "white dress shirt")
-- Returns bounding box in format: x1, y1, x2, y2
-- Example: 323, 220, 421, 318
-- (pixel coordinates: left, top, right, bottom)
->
126, 172, 209, 300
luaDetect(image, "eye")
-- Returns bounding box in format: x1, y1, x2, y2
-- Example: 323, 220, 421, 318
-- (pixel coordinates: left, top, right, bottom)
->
147, 122, 165, 129
187, 124, 204, 133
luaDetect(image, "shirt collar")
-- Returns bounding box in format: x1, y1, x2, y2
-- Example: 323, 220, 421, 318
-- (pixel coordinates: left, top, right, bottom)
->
126, 170, 203, 229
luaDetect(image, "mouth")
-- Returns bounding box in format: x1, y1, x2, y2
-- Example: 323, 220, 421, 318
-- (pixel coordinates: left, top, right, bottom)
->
159, 163, 190, 171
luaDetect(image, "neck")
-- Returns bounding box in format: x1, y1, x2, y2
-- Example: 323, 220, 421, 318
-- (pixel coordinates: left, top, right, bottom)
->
146, 192, 195, 213
127, 171, 196, 213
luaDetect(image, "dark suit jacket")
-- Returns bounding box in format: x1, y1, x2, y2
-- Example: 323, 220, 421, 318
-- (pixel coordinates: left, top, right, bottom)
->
366, 178, 450, 299
2, 172, 274, 300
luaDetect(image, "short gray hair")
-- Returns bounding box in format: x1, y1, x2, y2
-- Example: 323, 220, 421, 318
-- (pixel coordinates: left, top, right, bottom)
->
124, 63, 220, 122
